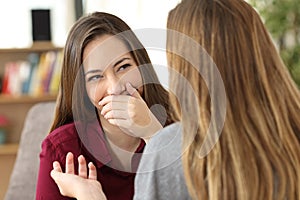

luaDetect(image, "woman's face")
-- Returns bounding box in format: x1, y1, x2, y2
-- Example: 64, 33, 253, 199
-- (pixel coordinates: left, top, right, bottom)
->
83, 34, 143, 109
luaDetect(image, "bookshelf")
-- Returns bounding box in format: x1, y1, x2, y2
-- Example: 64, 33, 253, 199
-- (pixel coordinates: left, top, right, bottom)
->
0, 43, 62, 199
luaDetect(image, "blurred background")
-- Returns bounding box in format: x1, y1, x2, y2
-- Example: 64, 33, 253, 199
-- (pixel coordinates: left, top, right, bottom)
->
0, 0, 180, 87
249, 0, 300, 86
0, 0, 299, 199
0, 0, 298, 86
0, 0, 180, 48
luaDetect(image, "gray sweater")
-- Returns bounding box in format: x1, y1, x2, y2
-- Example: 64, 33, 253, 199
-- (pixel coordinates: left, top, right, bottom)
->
134, 123, 191, 200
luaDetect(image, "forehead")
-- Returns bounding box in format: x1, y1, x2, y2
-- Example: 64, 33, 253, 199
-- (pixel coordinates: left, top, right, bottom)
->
83, 34, 132, 70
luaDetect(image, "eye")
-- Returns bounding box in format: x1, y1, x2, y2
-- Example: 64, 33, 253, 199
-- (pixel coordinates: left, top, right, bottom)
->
117, 64, 131, 72
87, 74, 104, 82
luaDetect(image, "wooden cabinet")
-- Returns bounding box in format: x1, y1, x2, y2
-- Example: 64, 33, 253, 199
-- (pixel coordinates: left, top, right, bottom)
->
0, 144, 19, 199
0, 43, 62, 199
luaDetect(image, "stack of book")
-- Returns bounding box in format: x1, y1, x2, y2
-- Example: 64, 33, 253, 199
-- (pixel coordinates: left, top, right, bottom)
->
1, 50, 63, 96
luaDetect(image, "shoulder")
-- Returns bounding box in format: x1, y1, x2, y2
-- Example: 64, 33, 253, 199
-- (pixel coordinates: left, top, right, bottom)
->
155, 122, 181, 138
42, 122, 79, 148
138, 122, 182, 172
146, 122, 182, 153
40, 122, 81, 159
134, 122, 191, 200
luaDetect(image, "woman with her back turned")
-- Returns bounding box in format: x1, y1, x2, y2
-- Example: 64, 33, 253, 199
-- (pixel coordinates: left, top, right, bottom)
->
165, 0, 300, 199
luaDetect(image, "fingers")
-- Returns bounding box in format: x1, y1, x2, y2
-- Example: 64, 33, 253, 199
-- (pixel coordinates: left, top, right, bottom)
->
107, 118, 129, 127
100, 101, 128, 116
50, 169, 61, 182
88, 162, 97, 180
100, 95, 141, 119
53, 161, 63, 172
98, 82, 141, 108
65, 152, 75, 174
107, 119, 136, 136
103, 110, 129, 120
78, 155, 87, 178
52, 153, 96, 180
125, 82, 141, 98
99, 96, 131, 118
51, 163, 63, 184
99, 95, 130, 107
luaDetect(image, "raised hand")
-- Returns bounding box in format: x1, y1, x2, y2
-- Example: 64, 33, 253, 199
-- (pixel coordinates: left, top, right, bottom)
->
50, 152, 107, 200
99, 82, 163, 141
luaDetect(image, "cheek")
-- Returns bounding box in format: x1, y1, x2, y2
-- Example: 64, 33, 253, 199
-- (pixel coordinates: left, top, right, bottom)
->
85, 82, 106, 105
120, 68, 143, 89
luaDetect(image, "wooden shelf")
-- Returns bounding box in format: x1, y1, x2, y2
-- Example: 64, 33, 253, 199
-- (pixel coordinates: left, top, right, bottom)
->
0, 44, 61, 199
0, 94, 57, 104
0, 143, 19, 155
0, 45, 63, 54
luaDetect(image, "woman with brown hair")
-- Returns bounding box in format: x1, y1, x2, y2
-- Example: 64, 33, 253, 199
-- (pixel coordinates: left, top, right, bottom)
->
35, 11, 174, 200
50, 0, 300, 199
161, 0, 300, 199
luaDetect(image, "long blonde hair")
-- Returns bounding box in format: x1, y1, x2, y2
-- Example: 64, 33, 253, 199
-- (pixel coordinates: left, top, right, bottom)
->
167, 0, 300, 199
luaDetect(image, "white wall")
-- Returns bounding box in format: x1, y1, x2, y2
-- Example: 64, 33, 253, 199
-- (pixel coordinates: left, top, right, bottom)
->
84, 0, 179, 29
0, 0, 181, 85
0, 0, 75, 48
84, 0, 180, 86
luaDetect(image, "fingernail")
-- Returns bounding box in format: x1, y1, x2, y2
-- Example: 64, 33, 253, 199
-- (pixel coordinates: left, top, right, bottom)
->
126, 82, 132, 88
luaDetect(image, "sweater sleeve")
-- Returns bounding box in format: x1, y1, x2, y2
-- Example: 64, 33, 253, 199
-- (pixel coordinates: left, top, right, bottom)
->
35, 138, 73, 200
133, 123, 191, 200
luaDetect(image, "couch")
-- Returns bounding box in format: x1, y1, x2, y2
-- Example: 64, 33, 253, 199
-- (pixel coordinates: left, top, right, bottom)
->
4, 101, 56, 200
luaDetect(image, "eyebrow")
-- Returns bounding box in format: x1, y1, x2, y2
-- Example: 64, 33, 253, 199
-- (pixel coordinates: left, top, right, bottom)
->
84, 69, 102, 76
84, 57, 131, 76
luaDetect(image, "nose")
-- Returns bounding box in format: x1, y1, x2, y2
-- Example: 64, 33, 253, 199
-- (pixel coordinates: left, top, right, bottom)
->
107, 74, 125, 95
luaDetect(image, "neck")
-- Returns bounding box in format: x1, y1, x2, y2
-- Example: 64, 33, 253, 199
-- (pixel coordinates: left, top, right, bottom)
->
100, 115, 141, 151
100, 115, 142, 171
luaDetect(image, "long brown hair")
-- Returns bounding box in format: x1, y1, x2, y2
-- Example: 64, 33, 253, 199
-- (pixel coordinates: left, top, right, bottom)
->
51, 12, 173, 132
167, 0, 300, 199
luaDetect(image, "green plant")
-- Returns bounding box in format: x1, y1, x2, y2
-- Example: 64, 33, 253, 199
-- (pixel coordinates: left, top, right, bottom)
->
248, 0, 300, 86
